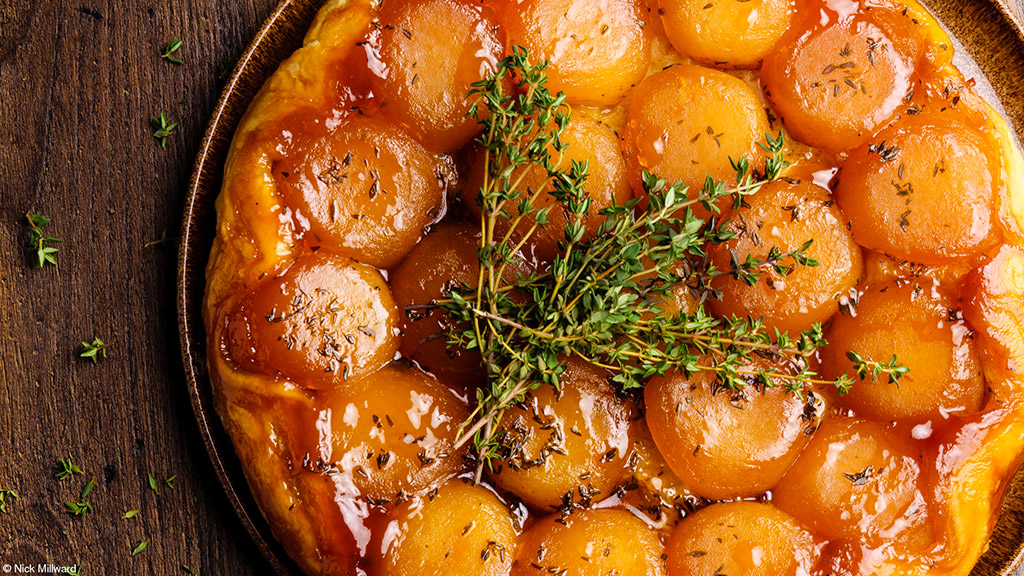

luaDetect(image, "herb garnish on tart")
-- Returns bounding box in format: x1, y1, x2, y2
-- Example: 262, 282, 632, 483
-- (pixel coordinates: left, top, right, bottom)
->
429, 49, 907, 480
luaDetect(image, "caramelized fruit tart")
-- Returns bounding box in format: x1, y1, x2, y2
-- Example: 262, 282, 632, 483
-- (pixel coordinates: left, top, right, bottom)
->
203, 0, 1024, 573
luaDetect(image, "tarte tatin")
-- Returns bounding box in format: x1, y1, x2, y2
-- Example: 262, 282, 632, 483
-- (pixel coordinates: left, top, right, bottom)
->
203, 0, 1024, 574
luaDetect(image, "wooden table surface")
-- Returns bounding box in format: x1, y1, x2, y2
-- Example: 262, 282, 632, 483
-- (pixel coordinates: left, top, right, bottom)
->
1, 0, 1023, 574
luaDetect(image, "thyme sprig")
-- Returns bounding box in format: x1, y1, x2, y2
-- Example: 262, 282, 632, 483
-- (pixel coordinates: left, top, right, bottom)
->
428, 49, 906, 480
79, 337, 111, 364
144, 228, 174, 248
161, 38, 184, 64
151, 112, 179, 148
55, 457, 84, 480
430, 50, 831, 480
846, 351, 910, 384
64, 500, 94, 517
26, 213, 62, 267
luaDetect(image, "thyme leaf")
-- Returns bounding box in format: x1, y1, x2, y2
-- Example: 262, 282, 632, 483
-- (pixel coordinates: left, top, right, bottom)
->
131, 540, 149, 556
80, 478, 95, 499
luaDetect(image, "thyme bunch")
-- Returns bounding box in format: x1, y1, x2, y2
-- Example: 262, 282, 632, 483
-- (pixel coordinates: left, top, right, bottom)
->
430, 49, 904, 479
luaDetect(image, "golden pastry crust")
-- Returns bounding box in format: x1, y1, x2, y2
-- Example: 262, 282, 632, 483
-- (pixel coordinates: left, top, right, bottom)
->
203, 0, 1024, 574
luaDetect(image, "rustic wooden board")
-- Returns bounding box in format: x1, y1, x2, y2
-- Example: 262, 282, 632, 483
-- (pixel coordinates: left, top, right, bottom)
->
0, 0, 276, 573
0, 0, 1022, 574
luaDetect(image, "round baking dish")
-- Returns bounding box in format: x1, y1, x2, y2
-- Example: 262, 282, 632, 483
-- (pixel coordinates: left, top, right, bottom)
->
177, 1, 1024, 573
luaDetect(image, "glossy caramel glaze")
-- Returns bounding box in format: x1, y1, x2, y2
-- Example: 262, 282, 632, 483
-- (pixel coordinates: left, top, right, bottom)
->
203, 0, 1024, 574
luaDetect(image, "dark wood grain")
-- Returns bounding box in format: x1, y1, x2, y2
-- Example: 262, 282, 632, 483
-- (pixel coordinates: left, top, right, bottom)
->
0, 0, 276, 573
2, 0, 1024, 574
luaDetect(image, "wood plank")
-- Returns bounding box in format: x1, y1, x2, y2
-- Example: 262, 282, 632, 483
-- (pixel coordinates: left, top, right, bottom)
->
0, 0, 275, 573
